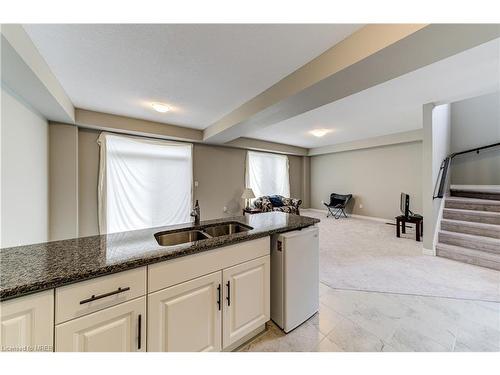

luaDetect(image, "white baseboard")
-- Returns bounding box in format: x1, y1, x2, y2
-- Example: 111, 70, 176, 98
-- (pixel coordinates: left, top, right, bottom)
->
303, 208, 390, 224
303, 208, 327, 214
423, 247, 435, 256
350, 214, 389, 224
304, 208, 326, 213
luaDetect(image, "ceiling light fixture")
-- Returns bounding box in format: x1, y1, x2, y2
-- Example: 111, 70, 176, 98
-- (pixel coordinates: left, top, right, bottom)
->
309, 128, 332, 137
151, 102, 170, 113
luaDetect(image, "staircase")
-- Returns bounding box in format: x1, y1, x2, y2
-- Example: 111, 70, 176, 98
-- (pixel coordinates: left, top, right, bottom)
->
436, 187, 500, 271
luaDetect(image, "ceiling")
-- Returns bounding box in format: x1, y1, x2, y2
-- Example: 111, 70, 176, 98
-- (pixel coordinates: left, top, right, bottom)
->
23, 24, 363, 129
247, 38, 500, 148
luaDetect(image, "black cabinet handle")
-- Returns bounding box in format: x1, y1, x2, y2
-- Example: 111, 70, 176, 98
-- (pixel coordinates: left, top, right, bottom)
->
79, 287, 130, 305
217, 284, 221, 310
138, 314, 142, 350
226, 281, 231, 306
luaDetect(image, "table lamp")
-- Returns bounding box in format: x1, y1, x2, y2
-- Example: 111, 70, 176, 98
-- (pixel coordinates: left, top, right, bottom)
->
241, 188, 255, 209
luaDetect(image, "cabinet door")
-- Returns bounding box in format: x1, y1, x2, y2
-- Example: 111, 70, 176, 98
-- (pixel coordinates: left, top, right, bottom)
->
1, 290, 54, 352
55, 297, 145, 352
148, 271, 222, 352
223, 255, 270, 349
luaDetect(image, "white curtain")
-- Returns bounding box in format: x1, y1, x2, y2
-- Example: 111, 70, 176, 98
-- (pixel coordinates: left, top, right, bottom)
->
245, 151, 290, 198
97, 133, 193, 234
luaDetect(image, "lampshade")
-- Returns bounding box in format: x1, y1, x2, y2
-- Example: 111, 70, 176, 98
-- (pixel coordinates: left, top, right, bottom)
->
241, 188, 255, 199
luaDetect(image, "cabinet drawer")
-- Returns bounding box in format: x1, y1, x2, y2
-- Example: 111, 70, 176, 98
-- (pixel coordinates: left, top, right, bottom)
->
149, 237, 270, 293
55, 267, 146, 324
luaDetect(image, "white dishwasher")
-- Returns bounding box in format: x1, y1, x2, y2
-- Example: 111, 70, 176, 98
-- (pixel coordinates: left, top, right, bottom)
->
270, 226, 319, 333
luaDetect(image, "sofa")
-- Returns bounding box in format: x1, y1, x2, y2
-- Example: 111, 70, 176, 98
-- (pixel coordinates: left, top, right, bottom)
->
253, 195, 302, 215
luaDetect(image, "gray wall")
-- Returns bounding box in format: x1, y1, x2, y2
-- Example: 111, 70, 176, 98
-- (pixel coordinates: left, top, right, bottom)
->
450, 92, 500, 185
310, 140, 423, 220
49, 123, 79, 240
1, 87, 49, 247
76, 129, 306, 237
78, 129, 100, 237
195, 145, 304, 221
193, 144, 245, 220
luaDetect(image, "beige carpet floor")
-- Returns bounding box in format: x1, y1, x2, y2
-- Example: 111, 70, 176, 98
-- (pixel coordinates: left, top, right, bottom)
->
302, 210, 500, 302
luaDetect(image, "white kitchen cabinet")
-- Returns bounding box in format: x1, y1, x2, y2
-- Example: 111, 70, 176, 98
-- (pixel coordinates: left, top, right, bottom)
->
3, 238, 272, 352
222, 255, 270, 349
148, 272, 222, 352
55, 297, 145, 352
0, 290, 54, 352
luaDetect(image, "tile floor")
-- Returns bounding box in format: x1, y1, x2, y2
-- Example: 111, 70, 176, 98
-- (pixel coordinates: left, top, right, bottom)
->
240, 212, 500, 352
239, 283, 500, 352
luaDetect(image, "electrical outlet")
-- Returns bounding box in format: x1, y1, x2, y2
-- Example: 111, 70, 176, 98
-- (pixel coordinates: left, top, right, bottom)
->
359, 204, 363, 209
223, 206, 228, 213
194, 181, 199, 187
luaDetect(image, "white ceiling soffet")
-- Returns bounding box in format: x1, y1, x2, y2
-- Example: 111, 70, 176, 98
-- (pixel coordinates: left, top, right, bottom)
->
246, 38, 500, 148
23, 24, 362, 129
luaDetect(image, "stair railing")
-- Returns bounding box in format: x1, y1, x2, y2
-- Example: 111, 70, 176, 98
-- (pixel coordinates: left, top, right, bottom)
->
433, 142, 500, 200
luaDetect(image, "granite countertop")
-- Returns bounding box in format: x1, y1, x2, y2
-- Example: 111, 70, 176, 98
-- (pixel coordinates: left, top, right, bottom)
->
0, 212, 319, 301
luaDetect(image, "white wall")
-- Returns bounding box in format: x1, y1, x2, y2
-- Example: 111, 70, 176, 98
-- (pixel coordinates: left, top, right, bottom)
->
450, 92, 500, 185
422, 103, 451, 252
432, 105, 452, 194
310, 141, 423, 220
1, 87, 49, 247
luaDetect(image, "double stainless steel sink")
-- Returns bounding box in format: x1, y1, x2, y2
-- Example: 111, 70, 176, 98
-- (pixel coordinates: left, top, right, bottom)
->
155, 222, 253, 246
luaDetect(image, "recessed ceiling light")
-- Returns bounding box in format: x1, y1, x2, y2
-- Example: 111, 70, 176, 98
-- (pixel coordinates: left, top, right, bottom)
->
151, 102, 170, 113
309, 128, 332, 137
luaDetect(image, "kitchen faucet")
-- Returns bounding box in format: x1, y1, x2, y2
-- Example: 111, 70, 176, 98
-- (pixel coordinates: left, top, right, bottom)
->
191, 200, 200, 225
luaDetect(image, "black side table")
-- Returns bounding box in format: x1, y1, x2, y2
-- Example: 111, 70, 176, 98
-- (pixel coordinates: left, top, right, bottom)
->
242, 208, 262, 215
396, 215, 423, 242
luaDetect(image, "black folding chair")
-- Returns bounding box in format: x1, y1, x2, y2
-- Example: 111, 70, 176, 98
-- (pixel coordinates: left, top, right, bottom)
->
324, 193, 352, 219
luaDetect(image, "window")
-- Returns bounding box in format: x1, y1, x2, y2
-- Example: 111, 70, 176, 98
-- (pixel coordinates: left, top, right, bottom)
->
245, 151, 290, 198
97, 133, 192, 234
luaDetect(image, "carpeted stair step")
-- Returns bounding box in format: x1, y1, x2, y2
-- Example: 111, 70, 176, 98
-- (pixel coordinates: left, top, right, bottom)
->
443, 208, 500, 225
440, 219, 500, 239
445, 197, 500, 212
438, 230, 500, 254
450, 188, 500, 201
436, 243, 500, 271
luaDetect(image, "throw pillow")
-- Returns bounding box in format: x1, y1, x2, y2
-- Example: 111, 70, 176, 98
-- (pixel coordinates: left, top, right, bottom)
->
268, 195, 284, 207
